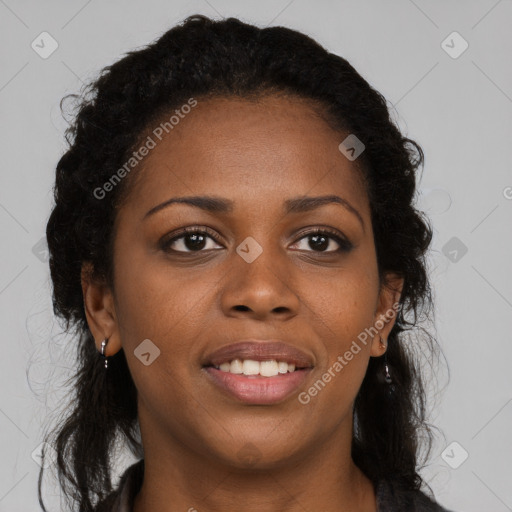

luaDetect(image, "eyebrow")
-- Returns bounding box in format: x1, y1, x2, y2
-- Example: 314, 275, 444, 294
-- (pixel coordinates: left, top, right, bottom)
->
143, 194, 365, 231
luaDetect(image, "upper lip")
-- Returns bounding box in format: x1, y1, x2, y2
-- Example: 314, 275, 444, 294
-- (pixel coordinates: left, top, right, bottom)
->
203, 340, 314, 368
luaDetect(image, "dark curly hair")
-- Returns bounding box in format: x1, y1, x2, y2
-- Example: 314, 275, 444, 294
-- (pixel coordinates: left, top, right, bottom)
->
39, 13, 445, 511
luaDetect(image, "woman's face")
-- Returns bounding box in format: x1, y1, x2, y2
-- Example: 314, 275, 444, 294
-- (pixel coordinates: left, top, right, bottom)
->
84, 94, 402, 469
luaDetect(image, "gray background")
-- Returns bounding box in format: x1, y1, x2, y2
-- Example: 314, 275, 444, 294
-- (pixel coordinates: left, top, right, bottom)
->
1, 0, 511, 511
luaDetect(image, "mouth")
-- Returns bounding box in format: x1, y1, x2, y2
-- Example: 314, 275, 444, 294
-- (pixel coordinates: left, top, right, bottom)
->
201, 340, 314, 404
203, 358, 309, 376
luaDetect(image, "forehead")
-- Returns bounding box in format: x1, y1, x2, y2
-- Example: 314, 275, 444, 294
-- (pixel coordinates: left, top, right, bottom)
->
118, 94, 369, 220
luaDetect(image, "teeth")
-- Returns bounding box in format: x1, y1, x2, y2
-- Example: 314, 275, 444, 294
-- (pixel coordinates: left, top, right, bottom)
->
260, 360, 278, 377
219, 362, 231, 372
242, 359, 260, 375
278, 361, 288, 374
230, 359, 243, 374
214, 359, 298, 376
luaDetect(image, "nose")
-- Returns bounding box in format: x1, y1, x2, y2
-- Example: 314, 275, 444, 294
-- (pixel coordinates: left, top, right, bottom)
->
219, 243, 300, 321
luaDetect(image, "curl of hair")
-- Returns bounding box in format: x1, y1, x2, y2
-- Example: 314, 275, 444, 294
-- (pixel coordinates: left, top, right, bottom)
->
40, 14, 442, 511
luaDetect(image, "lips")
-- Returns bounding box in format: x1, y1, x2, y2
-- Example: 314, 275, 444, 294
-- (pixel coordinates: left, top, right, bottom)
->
204, 366, 313, 404
203, 340, 315, 368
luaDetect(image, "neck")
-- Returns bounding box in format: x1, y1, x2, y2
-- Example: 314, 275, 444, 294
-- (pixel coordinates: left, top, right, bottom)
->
133, 406, 376, 512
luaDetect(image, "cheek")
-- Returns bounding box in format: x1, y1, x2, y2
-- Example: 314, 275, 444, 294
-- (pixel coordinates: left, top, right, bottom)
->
114, 241, 199, 341
320, 261, 379, 348
112, 242, 226, 402
300, 284, 376, 421
305, 259, 378, 399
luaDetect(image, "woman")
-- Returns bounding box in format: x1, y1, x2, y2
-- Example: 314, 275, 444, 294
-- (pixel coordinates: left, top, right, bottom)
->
40, 14, 454, 512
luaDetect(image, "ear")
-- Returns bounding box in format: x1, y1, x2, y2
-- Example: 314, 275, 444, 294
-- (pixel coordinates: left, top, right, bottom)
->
369, 272, 404, 357
81, 262, 122, 357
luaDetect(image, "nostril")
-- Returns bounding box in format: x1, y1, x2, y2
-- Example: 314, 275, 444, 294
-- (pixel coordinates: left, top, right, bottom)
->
233, 305, 250, 312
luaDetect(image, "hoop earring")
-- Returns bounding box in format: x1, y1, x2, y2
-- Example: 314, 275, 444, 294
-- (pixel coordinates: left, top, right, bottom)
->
379, 335, 392, 384
100, 338, 109, 370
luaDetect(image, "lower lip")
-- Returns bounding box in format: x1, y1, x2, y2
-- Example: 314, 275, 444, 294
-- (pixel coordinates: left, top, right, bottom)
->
203, 367, 312, 405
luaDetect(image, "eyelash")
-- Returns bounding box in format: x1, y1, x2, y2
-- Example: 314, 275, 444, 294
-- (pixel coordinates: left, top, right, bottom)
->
160, 226, 353, 254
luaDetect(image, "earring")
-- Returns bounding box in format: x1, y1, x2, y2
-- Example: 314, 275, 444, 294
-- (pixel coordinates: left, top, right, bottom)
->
379, 335, 392, 384
100, 338, 109, 369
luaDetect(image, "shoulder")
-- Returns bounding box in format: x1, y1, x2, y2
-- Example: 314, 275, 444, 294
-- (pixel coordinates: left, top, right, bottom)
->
375, 479, 456, 512
94, 459, 144, 512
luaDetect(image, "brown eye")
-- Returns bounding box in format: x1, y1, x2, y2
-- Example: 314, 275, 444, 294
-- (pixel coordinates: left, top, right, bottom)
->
161, 228, 223, 253
291, 229, 353, 253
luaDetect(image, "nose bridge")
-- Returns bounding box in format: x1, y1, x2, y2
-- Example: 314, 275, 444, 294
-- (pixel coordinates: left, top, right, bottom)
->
220, 231, 300, 317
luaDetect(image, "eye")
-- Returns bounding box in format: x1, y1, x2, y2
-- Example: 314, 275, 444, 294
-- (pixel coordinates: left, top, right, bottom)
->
161, 227, 223, 253
161, 226, 353, 254
291, 228, 353, 253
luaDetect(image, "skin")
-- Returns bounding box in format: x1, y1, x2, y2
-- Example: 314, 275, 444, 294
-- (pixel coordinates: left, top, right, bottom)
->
82, 94, 403, 512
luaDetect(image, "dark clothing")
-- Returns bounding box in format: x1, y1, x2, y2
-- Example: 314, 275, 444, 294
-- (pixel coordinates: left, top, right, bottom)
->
96, 459, 455, 511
